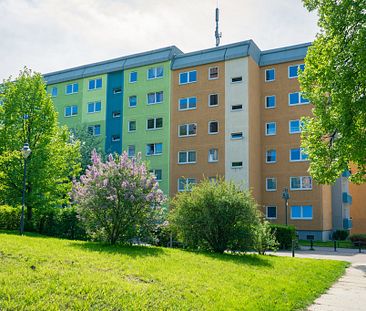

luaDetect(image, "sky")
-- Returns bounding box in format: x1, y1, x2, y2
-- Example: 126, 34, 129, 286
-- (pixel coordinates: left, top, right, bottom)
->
0, 0, 319, 80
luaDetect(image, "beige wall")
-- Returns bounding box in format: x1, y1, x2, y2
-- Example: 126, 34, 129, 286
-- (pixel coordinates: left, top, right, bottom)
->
350, 182, 366, 234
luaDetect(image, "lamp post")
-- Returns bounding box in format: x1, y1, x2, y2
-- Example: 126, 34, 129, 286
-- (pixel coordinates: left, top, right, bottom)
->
20, 142, 31, 235
282, 188, 290, 226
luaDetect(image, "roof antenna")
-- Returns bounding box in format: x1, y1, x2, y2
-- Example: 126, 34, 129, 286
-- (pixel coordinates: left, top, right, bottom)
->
215, 2, 222, 47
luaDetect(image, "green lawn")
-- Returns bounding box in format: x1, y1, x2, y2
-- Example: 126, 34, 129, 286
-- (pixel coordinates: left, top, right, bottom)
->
0, 232, 347, 310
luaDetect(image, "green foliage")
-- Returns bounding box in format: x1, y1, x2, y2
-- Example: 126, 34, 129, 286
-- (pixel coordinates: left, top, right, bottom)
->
0, 205, 20, 230
169, 178, 260, 253
252, 219, 279, 254
349, 234, 366, 245
300, 0, 366, 183
270, 224, 296, 250
0, 68, 81, 222
0, 233, 348, 310
332, 229, 349, 241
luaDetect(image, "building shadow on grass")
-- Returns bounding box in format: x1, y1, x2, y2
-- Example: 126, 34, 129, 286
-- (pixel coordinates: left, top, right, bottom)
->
70, 241, 165, 258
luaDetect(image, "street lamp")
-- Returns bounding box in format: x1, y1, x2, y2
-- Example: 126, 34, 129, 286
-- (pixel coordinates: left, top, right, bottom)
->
20, 142, 31, 235
282, 188, 290, 226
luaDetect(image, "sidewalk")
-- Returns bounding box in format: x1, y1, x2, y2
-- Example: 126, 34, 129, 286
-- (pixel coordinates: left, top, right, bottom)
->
269, 247, 366, 310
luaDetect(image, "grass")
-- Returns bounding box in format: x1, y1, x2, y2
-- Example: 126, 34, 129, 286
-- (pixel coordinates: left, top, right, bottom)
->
299, 239, 356, 249
0, 231, 347, 311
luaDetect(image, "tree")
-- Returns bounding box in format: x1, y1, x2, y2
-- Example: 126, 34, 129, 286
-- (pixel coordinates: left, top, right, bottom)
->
0, 68, 81, 223
72, 150, 165, 244
300, 0, 366, 184
169, 178, 261, 253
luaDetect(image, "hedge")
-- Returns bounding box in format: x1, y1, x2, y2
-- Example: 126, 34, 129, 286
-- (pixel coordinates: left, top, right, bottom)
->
0, 205, 21, 230
269, 224, 296, 249
349, 234, 366, 246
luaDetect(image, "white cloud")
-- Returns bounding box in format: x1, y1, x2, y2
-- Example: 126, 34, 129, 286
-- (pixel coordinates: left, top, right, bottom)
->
0, 0, 319, 80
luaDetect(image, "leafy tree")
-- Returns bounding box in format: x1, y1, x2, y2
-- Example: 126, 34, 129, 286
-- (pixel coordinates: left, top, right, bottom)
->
300, 0, 366, 184
169, 178, 261, 253
72, 150, 165, 244
252, 219, 279, 255
0, 68, 81, 223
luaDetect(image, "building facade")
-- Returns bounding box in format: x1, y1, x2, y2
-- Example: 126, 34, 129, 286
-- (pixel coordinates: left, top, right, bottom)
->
43, 40, 362, 240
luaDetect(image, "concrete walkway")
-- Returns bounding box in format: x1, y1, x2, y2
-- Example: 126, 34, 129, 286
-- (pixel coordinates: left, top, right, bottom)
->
269, 247, 366, 310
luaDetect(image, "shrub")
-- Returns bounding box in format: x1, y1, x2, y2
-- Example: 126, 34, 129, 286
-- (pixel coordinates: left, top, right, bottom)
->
269, 224, 296, 249
252, 219, 279, 255
73, 150, 165, 244
169, 178, 260, 253
349, 234, 366, 246
0, 205, 21, 230
332, 229, 349, 241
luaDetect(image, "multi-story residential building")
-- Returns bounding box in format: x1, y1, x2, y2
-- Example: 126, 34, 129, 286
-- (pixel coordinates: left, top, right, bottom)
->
43, 40, 363, 240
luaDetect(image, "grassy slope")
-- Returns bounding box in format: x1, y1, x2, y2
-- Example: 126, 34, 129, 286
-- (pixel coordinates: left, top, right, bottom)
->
0, 232, 347, 311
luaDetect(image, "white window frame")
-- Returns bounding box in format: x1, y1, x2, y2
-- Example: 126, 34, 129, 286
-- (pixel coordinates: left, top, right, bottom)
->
146, 117, 163, 130
265, 95, 276, 109
112, 111, 121, 118
64, 105, 78, 117
178, 177, 197, 192
265, 68, 275, 82
288, 64, 305, 79
111, 135, 120, 142
128, 95, 137, 108
87, 101, 102, 114
265, 122, 276, 136
147, 66, 164, 80
127, 145, 135, 157
266, 149, 277, 163
51, 87, 58, 97
208, 148, 218, 163
290, 176, 312, 191
88, 125, 101, 137
146, 143, 163, 156
208, 94, 219, 107
266, 177, 277, 192
147, 91, 163, 105
289, 119, 301, 134
231, 132, 243, 140
179, 70, 197, 85
231, 161, 243, 169
208, 120, 219, 135
208, 66, 219, 80
178, 150, 197, 164
291, 205, 313, 220
231, 76, 243, 83
178, 97, 197, 111
266, 206, 277, 220
288, 92, 310, 106
128, 120, 136, 132
231, 104, 243, 111
88, 78, 102, 90
65, 83, 78, 95
150, 169, 162, 181
129, 71, 137, 83
178, 123, 197, 137
289, 148, 308, 162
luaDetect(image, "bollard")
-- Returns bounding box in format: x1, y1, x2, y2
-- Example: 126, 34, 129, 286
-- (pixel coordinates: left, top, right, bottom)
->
310, 239, 314, 251
292, 239, 295, 257
333, 240, 337, 252
359, 242, 362, 254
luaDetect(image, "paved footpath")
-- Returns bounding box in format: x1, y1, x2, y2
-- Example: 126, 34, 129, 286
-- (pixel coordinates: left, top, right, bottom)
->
269, 247, 366, 311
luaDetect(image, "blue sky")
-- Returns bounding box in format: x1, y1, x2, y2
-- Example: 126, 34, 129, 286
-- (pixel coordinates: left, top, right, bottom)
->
0, 0, 319, 80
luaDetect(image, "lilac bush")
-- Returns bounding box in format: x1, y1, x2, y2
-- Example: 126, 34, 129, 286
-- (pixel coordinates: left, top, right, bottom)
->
73, 150, 165, 244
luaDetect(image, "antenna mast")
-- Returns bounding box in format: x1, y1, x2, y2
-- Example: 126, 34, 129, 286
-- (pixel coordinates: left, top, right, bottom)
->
215, 6, 222, 47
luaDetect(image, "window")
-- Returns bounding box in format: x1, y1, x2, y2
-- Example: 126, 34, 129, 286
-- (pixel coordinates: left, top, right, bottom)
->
208, 148, 218, 162
231, 76, 242, 83
87, 101, 101, 113
64, 105, 78, 117
112, 111, 121, 118
265, 122, 276, 136
129, 95, 137, 107
231, 104, 243, 111
178, 123, 197, 137
128, 120, 136, 132
288, 64, 305, 78
266, 177, 277, 191
51, 87, 58, 97
266, 206, 277, 219
289, 92, 310, 106
178, 178, 196, 192
147, 117, 163, 130
147, 91, 163, 104
66, 83, 78, 95
209, 66, 219, 79
179, 70, 197, 84
208, 121, 219, 134
129, 71, 137, 83
111, 135, 120, 142
88, 78, 102, 90
290, 148, 308, 162
291, 205, 313, 220
266, 150, 277, 163
178, 151, 196, 164
150, 169, 162, 181
289, 120, 301, 134
265, 96, 276, 109
146, 143, 162, 156
231, 132, 243, 140
88, 125, 101, 136
147, 66, 164, 79
209, 177, 217, 183
113, 87, 122, 94
231, 161, 243, 168
265, 69, 275, 82
290, 176, 312, 190
208, 94, 219, 107
127, 145, 135, 157
179, 97, 197, 110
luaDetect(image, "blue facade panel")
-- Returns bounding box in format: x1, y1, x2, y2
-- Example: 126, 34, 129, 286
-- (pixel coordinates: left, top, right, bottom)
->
105, 71, 124, 154
342, 192, 352, 204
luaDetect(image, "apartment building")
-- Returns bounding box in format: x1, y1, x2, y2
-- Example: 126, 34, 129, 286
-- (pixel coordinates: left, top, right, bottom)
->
43, 40, 360, 240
